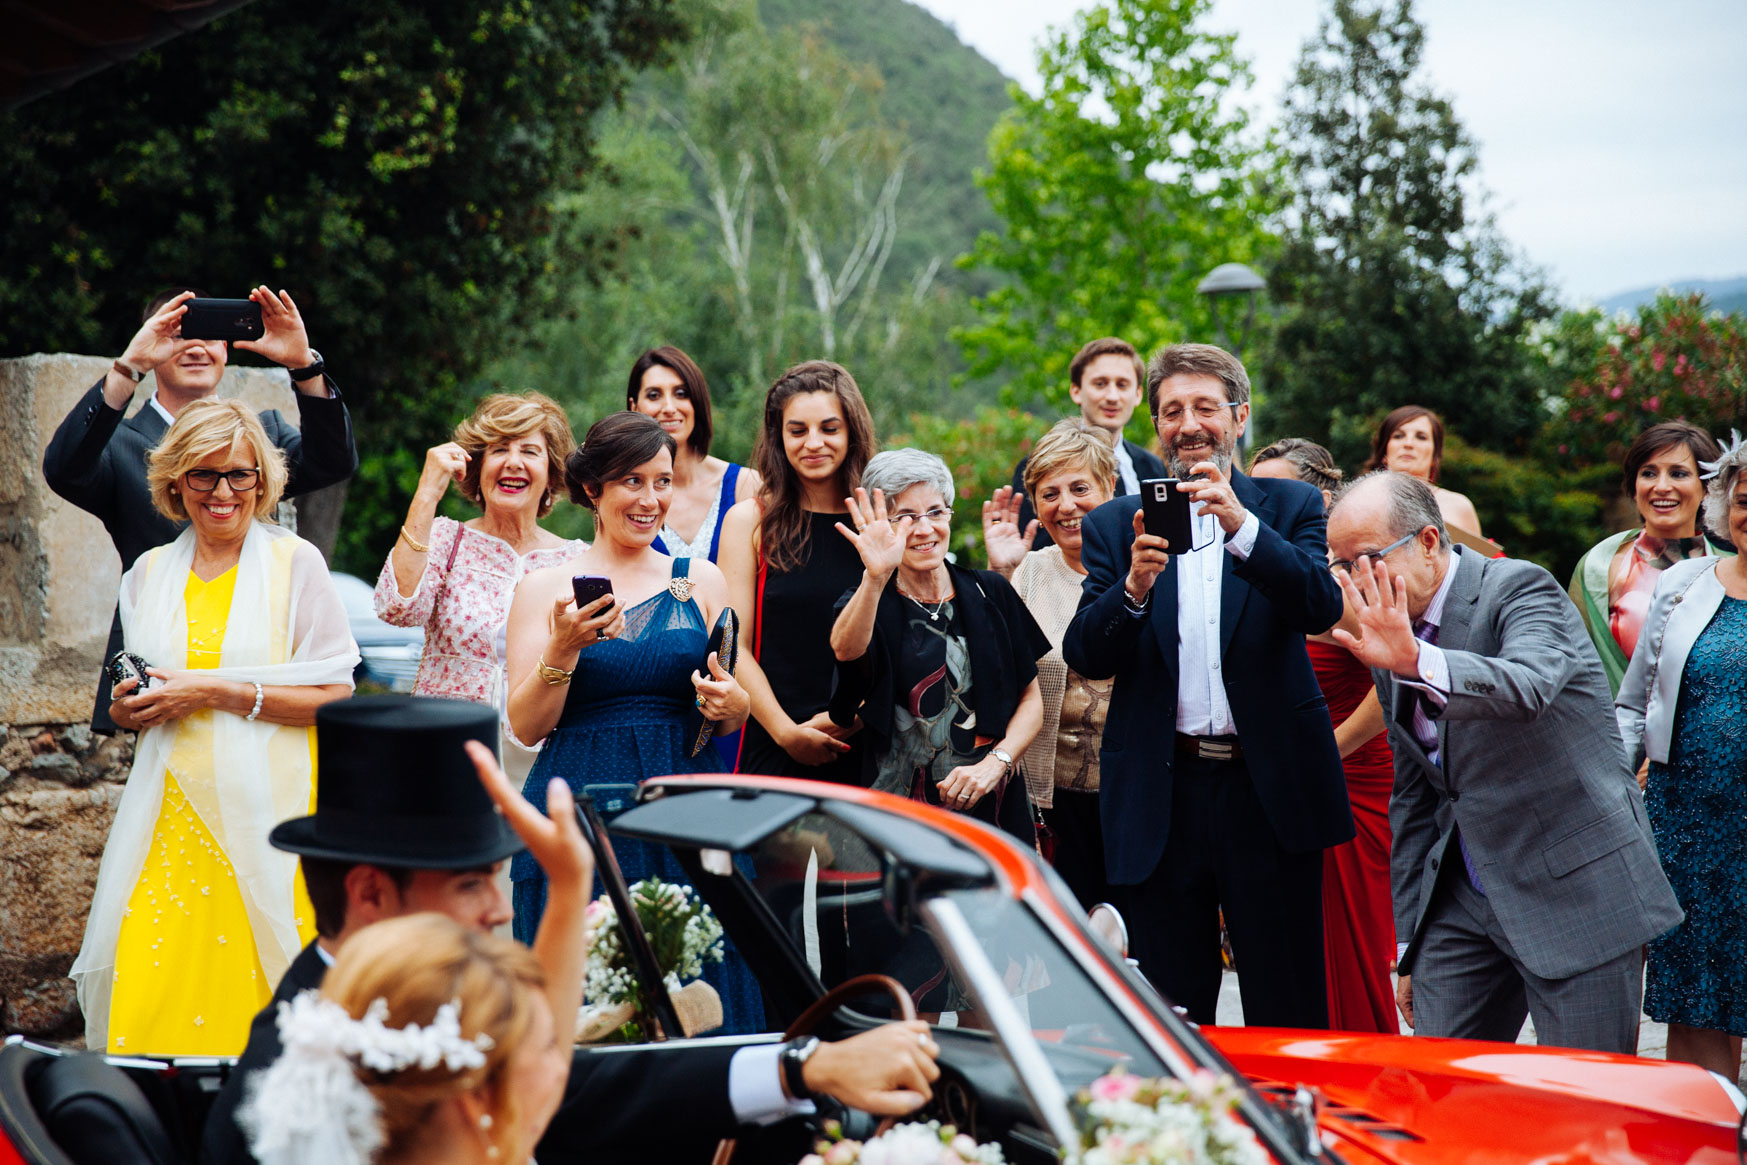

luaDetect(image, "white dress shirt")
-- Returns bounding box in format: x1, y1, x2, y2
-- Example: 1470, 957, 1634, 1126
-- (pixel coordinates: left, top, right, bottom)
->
1112, 441, 1140, 497
1171, 507, 1259, 735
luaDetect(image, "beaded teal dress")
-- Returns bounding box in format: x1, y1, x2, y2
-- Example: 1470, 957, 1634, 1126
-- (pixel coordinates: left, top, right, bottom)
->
1644, 596, 1747, 1035
511, 558, 764, 1034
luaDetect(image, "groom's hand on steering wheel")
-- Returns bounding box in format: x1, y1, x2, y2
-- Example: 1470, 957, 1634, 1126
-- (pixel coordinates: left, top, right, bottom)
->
803, 1021, 941, 1115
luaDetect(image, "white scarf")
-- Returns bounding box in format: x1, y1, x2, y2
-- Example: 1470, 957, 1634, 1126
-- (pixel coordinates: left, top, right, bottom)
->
71, 522, 359, 1048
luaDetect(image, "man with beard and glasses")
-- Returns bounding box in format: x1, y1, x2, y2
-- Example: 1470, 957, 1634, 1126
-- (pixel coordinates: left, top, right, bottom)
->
1064, 343, 1352, 1029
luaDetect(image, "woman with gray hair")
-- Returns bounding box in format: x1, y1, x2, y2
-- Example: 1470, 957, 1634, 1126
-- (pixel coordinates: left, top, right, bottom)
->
828, 448, 1049, 847
1615, 429, 1746, 1079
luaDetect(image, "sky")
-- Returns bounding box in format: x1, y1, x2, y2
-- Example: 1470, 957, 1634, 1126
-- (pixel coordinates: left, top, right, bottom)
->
907, 0, 1747, 305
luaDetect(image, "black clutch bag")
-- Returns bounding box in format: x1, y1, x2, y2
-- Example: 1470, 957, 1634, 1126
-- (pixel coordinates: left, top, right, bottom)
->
685, 607, 739, 758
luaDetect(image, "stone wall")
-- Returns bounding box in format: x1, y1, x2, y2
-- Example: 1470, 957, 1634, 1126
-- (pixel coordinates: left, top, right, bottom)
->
0, 354, 304, 1041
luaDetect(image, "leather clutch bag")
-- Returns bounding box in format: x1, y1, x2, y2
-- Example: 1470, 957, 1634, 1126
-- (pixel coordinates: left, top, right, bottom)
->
685, 607, 739, 758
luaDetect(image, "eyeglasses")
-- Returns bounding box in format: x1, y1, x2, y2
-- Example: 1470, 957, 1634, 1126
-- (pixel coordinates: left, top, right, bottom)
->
1330, 531, 1416, 575
892, 507, 953, 525
184, 467, 260, 492
1155, 401, 1243, 425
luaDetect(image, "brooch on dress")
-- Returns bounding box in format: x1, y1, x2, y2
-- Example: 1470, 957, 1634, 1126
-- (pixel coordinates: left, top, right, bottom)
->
668, 575, 695, 603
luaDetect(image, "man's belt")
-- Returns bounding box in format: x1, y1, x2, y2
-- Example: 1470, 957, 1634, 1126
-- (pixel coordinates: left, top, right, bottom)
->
1174, 733, 1243, 761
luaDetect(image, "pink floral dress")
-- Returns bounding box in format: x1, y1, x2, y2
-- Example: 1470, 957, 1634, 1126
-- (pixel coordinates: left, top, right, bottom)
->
373, 516, 583, 708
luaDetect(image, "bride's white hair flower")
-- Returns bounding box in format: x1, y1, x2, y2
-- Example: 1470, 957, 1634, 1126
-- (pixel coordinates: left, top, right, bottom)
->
239, 990, 494, 1165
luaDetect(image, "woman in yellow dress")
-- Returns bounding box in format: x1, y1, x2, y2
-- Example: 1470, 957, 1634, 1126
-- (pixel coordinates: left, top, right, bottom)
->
70, 398, 358, 1054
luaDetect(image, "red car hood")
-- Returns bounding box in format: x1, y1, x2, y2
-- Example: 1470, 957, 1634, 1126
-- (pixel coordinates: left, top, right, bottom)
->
1210, 1026, 1739, 1164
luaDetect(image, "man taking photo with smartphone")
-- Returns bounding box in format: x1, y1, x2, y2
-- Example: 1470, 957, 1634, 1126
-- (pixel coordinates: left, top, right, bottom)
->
42, 284, 358, 732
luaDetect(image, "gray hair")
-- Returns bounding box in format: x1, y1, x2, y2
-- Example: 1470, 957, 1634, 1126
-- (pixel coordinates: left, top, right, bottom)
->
1335, 470, 1451, 550
1146, 343, 1252, 414
1703, 433, 1746, 535
861, 447, 955, 509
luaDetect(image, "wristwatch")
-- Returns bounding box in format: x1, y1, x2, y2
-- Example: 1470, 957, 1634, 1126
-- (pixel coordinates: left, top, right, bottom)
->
285, 349, 325, 382
112, 358, 144, 382
780, 1035, 821, 1100
991, 748, 1014, 776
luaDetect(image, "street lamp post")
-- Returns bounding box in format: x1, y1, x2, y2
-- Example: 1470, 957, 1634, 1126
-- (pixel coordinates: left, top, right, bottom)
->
1195, 262, 1266, 356
1197, 262, 1266, 457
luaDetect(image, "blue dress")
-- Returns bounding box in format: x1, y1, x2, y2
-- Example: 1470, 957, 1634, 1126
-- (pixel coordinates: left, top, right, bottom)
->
1644, 595, 1747, 1035
652, 463, 743, 768
512, 558, 764, 1035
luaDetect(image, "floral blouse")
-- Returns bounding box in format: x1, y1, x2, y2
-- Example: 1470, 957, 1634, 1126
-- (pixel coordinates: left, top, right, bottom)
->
373, 516, 583, 707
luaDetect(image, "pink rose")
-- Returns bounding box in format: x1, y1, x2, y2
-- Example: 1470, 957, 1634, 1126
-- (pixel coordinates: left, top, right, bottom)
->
825, 1141, 859, 1165
1644, 396, 1661, 412
1558, 444, 1569, 454
1607, 385, 1623, 399
1675, 354, 1689, 375
1604, 410, 1621, 424
1652, 350, 1666, 371
1091, 1072, 1142, 1102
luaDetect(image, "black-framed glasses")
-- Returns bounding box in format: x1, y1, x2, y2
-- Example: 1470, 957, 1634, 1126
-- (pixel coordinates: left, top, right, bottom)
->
184, 467, 260, 492
892, 506, 953, 525
1330, 531, 1415, 575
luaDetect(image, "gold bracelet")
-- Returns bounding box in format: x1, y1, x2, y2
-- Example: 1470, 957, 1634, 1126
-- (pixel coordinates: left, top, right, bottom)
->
537, 655, 574, 686
399, 525, 430, 554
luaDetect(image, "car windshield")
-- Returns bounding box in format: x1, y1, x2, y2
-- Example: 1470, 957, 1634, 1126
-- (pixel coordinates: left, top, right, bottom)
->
744, 811, 1168, 1092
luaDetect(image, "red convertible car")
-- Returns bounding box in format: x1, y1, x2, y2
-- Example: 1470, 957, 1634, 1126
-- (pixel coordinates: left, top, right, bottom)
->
2, 772, 1743, 1164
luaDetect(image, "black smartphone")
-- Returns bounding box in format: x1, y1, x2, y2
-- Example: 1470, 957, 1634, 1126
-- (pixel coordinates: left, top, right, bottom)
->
1140, 478, 1193, 551
572, 574, 614, 612
180, 298, 264, 342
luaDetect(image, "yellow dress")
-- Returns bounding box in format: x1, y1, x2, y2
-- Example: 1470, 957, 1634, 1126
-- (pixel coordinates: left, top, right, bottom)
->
107, 567, 318, 1055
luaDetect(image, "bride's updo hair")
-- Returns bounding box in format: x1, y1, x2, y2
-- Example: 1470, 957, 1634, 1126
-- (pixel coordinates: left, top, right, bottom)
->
564, 411, 678, 510
321, 914, 546, 1163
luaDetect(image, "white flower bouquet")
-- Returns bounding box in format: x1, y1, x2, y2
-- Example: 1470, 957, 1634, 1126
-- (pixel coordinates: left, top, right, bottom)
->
800, 1120, 1005, 1165
575, 878, 725, 1043
1070, 1069, 1270, 1165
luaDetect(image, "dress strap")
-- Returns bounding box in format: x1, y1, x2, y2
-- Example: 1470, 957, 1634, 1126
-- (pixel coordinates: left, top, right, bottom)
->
673, 556, 692, 579
707, 464, 741, 562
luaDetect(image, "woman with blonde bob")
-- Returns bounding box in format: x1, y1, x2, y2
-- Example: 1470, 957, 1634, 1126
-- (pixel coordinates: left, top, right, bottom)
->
376, 392, 583, 710
981, 419, 1119, 907
241, 913, 568, 1165
72, 398, 358, 1055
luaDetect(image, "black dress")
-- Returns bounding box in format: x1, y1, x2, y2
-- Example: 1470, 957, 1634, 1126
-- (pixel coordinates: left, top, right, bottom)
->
737, 509, 868, 784
830, 564, 1049, 845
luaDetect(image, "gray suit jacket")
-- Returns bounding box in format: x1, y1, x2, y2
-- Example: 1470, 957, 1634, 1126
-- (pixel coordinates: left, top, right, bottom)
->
1381, 546, 1682, 981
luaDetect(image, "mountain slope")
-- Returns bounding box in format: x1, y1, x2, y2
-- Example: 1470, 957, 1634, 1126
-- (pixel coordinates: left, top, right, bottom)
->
759, 0, 1014, 288
1597, 275, 1747, 316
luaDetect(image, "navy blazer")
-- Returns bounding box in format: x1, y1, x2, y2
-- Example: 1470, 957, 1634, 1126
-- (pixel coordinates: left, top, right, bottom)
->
1062, 470, 1352, 884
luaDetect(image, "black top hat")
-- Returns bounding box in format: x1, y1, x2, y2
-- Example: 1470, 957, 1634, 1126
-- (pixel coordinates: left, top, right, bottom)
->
270, 695, 524, 869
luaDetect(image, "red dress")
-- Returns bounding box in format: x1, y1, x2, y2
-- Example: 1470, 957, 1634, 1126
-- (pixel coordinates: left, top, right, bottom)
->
1309, 640, 1397, 1033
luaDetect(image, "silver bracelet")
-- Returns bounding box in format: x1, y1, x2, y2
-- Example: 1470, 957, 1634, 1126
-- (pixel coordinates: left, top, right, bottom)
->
246, 681, 264, 722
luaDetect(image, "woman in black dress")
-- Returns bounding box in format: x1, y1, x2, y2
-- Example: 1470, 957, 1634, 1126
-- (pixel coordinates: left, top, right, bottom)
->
719, 361, 877, 782
828, 448, 1048, 843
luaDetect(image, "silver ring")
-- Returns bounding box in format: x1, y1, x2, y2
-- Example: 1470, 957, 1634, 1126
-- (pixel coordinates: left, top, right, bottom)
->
916, 1031, 929, 1048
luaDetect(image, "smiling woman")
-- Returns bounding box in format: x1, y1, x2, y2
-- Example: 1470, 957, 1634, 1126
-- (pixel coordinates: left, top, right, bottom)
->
71, 398, 358, 1056
374, 392, 583, 715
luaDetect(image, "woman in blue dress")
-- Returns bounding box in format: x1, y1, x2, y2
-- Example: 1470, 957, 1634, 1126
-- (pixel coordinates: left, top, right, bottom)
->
629, 346, 761, 767
505, 411, 762, 1034
1617, 430, 1747, 1080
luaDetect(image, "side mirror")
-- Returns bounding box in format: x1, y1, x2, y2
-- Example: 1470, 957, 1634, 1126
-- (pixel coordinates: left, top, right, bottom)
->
1087, 902, 1129, 960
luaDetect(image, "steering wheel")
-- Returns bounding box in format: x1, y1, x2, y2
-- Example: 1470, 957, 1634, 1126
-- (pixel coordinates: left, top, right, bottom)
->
712, 974, 918, 1165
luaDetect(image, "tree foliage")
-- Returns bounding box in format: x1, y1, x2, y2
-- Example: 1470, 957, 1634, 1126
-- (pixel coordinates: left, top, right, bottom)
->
956, 0, 1277, 422
1255, 0, 1555, 467
1540, 293, 1747, 469
0, 0, 692, 571
483, 0, 978, 463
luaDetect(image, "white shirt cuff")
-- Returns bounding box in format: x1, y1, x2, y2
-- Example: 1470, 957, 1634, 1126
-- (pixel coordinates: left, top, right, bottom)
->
1397, 641, 1450, 707
1396, 941, 1410, 963
1223, 511, 1260, 560
728, 1044, 816, 1126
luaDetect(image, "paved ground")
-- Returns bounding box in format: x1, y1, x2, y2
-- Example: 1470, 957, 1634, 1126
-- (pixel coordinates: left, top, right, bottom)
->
1213, 969, 1672, 1059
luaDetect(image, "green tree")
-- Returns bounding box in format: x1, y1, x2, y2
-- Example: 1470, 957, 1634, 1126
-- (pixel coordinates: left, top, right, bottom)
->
1541, 293, 1747, 469
483, 2, 979, 455
0, 0, 692, 570
1256, 0, 1554, 467
956, 0, 1276, 424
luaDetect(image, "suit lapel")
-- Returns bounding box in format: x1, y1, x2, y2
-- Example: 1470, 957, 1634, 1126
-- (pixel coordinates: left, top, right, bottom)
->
127, 398, 169, 443
1150, 550, 1180, 681
1218, 471, 1261, 661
